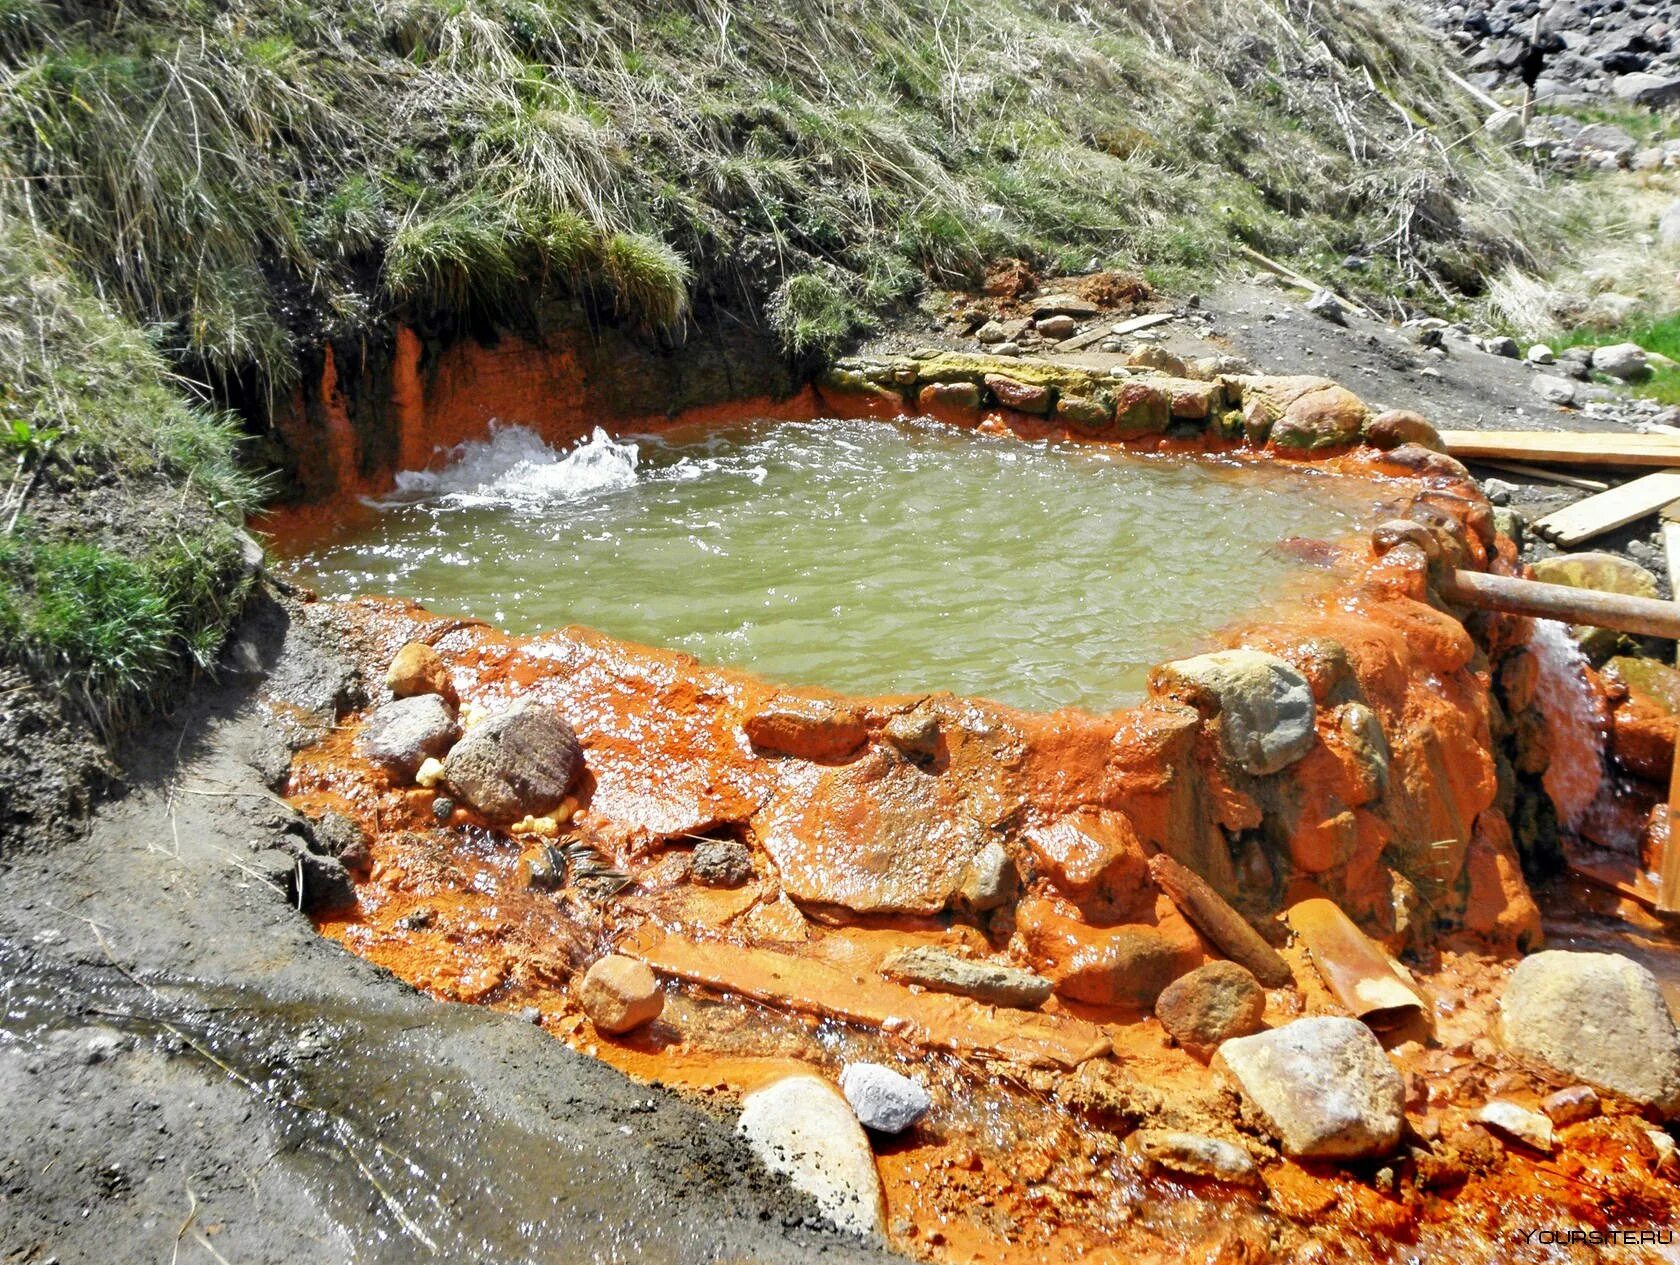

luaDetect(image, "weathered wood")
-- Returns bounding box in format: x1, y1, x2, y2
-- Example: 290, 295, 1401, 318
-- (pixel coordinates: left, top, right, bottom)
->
1437, 567, 1680, 638
1530, 473, 1680, 546
1478, 460, 1609, 492
1439, 430, 1680, 469
1147, 854, 1294, 988
1662, 738, 1680, 914
1110, 312, 1176, 337
1236, 245, 1377, 319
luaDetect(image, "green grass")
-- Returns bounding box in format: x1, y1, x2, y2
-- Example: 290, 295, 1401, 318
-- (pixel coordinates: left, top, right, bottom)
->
1550, 313, 1680, 405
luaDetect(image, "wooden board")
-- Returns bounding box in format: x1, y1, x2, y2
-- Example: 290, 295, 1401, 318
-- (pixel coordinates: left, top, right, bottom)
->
1529, 471, 1680, 546
1439, 430, 1680, 468
1478, 460, 1608, 492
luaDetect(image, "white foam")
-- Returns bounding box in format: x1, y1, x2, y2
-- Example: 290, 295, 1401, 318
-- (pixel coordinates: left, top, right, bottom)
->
374, 424, 640, 511
1527, 617, 1608, 829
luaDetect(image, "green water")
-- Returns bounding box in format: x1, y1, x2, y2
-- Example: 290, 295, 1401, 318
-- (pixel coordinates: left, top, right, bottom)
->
278, 417, 1381, 712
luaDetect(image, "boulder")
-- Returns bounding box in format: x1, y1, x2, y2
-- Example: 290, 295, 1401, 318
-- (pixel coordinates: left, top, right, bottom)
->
1154, 961, 1267, 1052
917, 381, 982, 416
1531, 553, 1660, 657
1036, 314, 1078, 341
1150, 649, 1317, 776
1029, 915, 1200, 1009
1532, 374, 1578, 406
1132, 1130, 1258, 1185
385, 641, 457, 705
579, 954, 663, 1034
984, 374, 1051, 415
1591, 342, 1650, 380
1128, 345, 1188, 376
1485, 335, 1519, 358
744, 697, 868, 762
1364, 409, 1442, 452
1214, 1017, 1405, 1159
355, 695, 460, 781
691, 837, 754, 888
1500, 951, 1680, 1115
883, 946, 1052, 1009
738, 1075, 886, 1236
975, 320, 1008, 345
1055, 393, 1114, 430
1268, 385, 1366, 451
838, 1063, 932, 1134
1527, 343, 1556, 365
1612, 72, 1680, 107
1304, 289, 1346, 325
442, 702, 582, 823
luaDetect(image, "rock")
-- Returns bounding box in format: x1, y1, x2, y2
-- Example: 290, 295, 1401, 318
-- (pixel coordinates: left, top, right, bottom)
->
442, 702, 583, 824
1531, 374, 1578, 406
1304, 289, 1346, 325
1055, 393, 1114, 430
882, 709, 940, 761
991, 342, 1022, 357
1477, 1100, 1556, 1153
1036, 314, 1078, 341
883, 946, 1052, 1009
984, 374, 1051, 414
1269, 384, 1366, 450
1154, 961, 1267, 1052
1526, 343, 1556, 365
1364, 409, 1442, 452
1500, 951, 1680, 1115
738, 1075, 886, 1236
1033, 918, 1200, 1009
1660, 200, 1680, 249
1128, 345, 1188, 376
917, 381, 982, 416
1606, 655, 1680, 780
1592, 342, 1649, 380
1530, 552, 1659, 603
1486, 108, 1525, 144
744, 697, 867, 762
1612, 71, 1680, 107
293, 849, 357, 913
838, 1063, 931, 1134
385, 641, 457, 705
691, 838, 754, 888
1339, 702, 1391, 798
1482, 477, 1518, 506
355, 695, 460, 781
1150, 649, 1317, 776
579, 954, 663, 1034
1541, 1084, 1601, 1127
1032, 292, 1099, 319
1132, 1130, 1258, 1185
1485, 335, 1519, 358
974, 320, 1008, 345
954, 840, 1015, 912
1214, 1017, 1405, 1159
308, 810, 370, 875
415, 756, 446, 788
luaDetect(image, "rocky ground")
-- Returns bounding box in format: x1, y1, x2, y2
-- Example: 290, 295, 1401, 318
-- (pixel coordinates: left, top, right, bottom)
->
0, 591, 891, 1265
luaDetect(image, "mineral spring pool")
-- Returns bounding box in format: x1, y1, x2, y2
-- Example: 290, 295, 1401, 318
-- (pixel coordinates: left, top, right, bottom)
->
277, 417, 1383, 711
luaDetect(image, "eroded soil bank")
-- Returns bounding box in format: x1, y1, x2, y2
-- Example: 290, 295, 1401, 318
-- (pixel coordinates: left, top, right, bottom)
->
263, 366, 1680, 1262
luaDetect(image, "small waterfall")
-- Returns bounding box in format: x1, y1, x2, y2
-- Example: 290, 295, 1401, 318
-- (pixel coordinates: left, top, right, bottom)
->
371, 424, 641, 511
1526, 617, 1609, 830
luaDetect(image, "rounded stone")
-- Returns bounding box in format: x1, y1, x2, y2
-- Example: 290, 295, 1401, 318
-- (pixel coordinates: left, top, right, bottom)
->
1363, 409, 1442, 452
579, 954, 663, 1034
386, 641, 458, 705
838, 1063, 932, 1134
1154, 961, 1267, 1051
691, 838, 753, 888
442, 702, 583, 823
354, 694, 460, 781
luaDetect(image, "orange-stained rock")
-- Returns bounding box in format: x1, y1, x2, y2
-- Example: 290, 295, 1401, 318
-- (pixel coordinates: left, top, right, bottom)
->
1021, 809, 1151, 920
918, 380, 983, 421
1605, 656, 1680, 781
386, 640, 459, 706
1364, 409, 1442, 452
984, 374, 1051, 415
579, 953, 663, 1033
1019, 895, 1204, 1010
1270, 384, 1367, 451
743, 695, 868, 763
1460, 812, 1542, 952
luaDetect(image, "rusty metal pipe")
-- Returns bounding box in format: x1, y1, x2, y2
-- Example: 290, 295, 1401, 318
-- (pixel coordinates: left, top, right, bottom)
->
1438, 567, 1680, 640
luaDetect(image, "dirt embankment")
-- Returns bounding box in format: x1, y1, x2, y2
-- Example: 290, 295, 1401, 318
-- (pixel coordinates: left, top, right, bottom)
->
0, 590, 893, 1265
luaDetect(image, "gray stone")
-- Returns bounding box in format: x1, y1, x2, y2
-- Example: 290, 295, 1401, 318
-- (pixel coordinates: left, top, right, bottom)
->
1154, 961, 1266, 1051
443, 702, 583, 824
1036, 314, 1077, 341
1612, 72, 1680, 106
308, 810, 370, 875
991, 341, 1022, 357
1031, 292, 1099, 319
838, 1063, 932, 1134
1500, 950, 1680, 1115
1526, 343, 1556, 365
1132, 1130, 1259, 1185
883, 946, 1053, 1009
1477, 1100, 1556, 1153
1214, 1017, 1405, 1159
1151, 649, 1317, 776
738, 1075, 886, 1236
1532, 374, 1578, 406
354, 695, 459, 781
691, 838, 754, 888
954, 840, 1015, 912
1486, 108, 1525, 144
1485, 335, 1519, 358
1592, 341, 1650, 380
975, 320, 1008, 345
1305, 288, 1347, 325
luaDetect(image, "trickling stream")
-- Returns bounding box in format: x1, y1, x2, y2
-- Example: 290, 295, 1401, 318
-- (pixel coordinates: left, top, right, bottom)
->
275, 417, 1383, 711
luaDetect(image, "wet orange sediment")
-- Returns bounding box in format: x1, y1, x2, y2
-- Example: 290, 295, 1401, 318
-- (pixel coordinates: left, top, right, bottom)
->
279, 412, 1680, 1261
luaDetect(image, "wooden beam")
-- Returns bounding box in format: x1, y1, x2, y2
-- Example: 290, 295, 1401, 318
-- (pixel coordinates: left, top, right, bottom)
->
1439, 430, 1680, 469
1660, 737, 1680, 914
1530, 473, 1680, 546
1437, 567, 1680, 638
1476, 460, 1609, 492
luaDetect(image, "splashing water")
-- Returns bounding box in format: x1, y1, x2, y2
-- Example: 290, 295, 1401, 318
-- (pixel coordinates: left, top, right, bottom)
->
375, 424, 641, 510
1526, 617, 1608, 829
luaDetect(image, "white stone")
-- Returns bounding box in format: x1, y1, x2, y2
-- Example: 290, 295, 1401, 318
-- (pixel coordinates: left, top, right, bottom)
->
738, 1075, 886, 1235
1532, 374, 1577, 406
1592, 342, 1650, 380
839, 1063, 932, 1134
1477, 1100, 1555, 1152
1526, 343, 1556, 365
1151, 649, 1316, 776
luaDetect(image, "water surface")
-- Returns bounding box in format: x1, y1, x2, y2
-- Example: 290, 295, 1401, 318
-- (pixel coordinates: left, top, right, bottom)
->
278, 418, 1381, 711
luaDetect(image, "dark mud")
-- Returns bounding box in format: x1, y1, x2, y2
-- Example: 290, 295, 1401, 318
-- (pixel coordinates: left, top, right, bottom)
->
0, 590, 892, 1264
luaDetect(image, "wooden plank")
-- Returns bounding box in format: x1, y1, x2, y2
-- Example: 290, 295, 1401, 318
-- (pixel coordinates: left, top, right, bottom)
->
1660, 737, 1680, 914
1437, 566, 1680, 638
1477, 460, 1609, 492
1110, 312, 1176, 337
1439, 430, 1680, 469
1530, 472, 1680, 545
